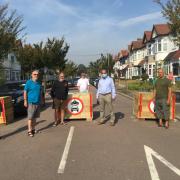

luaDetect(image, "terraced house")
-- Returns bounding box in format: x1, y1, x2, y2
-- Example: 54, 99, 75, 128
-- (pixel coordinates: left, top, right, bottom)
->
114, 24, 180, 80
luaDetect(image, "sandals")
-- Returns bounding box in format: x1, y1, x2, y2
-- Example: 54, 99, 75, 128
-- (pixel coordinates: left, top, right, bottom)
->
28, 131, 34, 137
53, 122, 58, 127
60, 121, 67, 125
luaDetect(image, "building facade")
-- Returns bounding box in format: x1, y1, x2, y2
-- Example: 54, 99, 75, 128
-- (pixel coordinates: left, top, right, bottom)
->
2, 52, 21, 81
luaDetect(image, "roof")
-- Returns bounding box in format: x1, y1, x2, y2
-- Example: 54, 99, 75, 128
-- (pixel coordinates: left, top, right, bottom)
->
164, 50, 180, 62
131, 39, 144, 51
118, 50, 129, 58
151, 24, 171, 38
142, 31, 152, 43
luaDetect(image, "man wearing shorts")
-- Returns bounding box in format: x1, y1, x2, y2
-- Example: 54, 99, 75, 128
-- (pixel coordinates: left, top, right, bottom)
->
51, 72, 69, 126
24, 70, 42, 137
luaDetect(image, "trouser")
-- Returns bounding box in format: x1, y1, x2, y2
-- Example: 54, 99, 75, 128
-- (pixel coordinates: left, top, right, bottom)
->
99, 94, 115, 122
155, 99, 170, 121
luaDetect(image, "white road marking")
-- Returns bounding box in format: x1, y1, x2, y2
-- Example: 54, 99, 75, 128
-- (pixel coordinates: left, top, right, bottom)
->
144, 145, 180, 180
58, 126, 75, 174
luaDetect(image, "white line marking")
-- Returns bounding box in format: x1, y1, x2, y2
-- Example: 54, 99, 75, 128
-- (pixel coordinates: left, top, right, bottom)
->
58, 126, 75, 174
144, 145, 180, 180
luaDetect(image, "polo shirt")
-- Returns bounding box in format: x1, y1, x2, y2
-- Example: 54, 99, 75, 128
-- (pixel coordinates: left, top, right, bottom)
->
24, 79, 41, 104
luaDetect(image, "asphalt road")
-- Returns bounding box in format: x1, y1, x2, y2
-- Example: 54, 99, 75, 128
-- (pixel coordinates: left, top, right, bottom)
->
0, 86, 180, 180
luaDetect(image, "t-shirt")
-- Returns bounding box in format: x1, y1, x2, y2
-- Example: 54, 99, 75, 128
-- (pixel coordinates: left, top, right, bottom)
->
77, 78, 89, 92
154, 77, 171, 100
51, 80, 68, 100
24, 79, 41, 104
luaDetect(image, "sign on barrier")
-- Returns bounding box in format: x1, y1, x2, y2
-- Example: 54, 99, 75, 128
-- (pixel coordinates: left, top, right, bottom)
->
64, 93, 93, 121
0, 96, 14, 125
133, 92, 176, 120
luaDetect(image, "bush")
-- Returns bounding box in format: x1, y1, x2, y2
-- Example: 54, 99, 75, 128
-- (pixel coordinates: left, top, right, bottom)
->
141, 73, 149, 81
132, 76, 140, 80
128, 82, 153, 91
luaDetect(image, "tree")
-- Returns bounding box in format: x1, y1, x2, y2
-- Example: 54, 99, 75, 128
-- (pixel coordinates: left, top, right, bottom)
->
77, 64, 87, 75
63, 61, 78, 78
155, 0, 180, 47
0, 3, 24, 84
16, 37, 69, 77
88, 53, 115, 77
0, 3, 25, 60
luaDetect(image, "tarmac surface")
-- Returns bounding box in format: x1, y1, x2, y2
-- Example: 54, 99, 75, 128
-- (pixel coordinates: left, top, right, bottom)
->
0, 86, 180, 180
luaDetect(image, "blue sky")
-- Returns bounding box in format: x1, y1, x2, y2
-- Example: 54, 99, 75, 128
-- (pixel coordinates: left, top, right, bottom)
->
2, 0, 167, 65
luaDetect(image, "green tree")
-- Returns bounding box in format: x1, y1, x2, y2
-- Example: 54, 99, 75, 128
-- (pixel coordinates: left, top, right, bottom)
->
155, 0, 180, 47
0, 3, 24, 84
63, 61, 78, 78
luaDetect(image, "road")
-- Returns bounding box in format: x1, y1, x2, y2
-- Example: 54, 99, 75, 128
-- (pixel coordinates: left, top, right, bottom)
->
0, 86, 180, 180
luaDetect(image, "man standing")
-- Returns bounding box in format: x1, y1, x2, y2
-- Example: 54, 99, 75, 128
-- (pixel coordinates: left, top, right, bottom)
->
77, 73, 90, 93
96, 69, 116, 126
24, 70, 42, 137
51, 72, 68, 126
154, 68, 172, 129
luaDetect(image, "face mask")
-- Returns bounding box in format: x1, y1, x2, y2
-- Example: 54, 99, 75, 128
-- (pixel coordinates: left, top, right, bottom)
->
102, 74, 107, 78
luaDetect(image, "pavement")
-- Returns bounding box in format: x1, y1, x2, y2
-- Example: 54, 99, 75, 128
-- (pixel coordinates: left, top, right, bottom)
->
0, 86, 180, 180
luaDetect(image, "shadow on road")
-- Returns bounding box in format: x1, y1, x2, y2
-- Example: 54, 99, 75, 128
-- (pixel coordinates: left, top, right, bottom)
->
0, 120, 46, 140
93, 111, 124, 125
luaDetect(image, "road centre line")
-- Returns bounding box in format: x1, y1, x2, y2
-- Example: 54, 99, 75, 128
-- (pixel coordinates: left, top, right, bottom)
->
58, 126, 75, 174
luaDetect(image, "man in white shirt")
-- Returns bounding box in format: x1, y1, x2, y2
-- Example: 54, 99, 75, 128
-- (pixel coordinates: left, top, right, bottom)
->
77, 73, 90, 93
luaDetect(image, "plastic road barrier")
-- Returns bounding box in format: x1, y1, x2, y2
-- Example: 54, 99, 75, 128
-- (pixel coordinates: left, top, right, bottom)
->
0, 96, 14, 125
64, 93, 93, 121
133, 92, 176, 120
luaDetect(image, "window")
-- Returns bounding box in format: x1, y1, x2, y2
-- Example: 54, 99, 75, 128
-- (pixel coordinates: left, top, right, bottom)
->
158, 39, 162, 51
149, 68, 152, 75
173, 63, 179, 76
5, 70, 10, 80
163, 39, 168, 51
137, 51, 141, 59
149, 65, 152, 68
11, 71, 16, 81
16, 72, 20, 80
11, 55, 15, 63
148, 44, 151, 55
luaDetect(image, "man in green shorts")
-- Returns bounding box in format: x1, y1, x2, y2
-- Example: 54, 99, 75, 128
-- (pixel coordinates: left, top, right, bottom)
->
154, 68, 172, 129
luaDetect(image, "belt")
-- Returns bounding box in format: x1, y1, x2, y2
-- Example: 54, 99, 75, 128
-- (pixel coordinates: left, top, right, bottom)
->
100, 93, 111, 96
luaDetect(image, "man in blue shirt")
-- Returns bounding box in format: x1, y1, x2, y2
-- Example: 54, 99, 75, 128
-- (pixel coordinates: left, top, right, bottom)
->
24, 70, 42, 137
96, 69, 116, 126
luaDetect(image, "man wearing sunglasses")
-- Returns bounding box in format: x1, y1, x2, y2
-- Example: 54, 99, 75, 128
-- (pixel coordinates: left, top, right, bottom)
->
51, 72, 69, 126
96, 69, 116, 126
24, 70, 42, 137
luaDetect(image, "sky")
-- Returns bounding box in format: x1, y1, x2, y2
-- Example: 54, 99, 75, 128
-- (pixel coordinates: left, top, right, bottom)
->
1, 0, 167, 65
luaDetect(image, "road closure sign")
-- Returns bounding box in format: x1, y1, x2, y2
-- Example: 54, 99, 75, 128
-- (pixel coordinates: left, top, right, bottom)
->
133, 92, 176, 120
64, 93, 93, 121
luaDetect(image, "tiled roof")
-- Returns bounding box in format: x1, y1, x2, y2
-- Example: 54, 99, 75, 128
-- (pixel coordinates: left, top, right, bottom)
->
143, 31, 152, 43
164, 50, 180, 61
152, 24, 171, 37
120, 50, 129, 57
131, 39, 144, 51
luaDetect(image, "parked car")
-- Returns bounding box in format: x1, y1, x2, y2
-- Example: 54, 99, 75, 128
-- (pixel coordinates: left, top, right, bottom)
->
0, 81, 27, 116
72, 77, 80, 87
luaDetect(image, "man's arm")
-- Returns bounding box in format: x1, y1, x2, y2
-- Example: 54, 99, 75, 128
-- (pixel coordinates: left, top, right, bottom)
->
24, 90, 28, 107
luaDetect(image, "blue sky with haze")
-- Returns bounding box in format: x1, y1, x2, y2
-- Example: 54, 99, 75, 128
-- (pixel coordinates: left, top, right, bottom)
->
1, 0, 167, 65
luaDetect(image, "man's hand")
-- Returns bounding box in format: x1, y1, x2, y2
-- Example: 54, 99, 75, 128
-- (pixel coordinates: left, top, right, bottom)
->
112, 96, 116, 101
24, 100, 28, 108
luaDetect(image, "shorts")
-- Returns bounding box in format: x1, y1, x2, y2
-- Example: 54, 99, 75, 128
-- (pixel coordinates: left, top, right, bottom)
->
28, 104, 40, 120
53, 98, 65, 109
155, 99, 170, 121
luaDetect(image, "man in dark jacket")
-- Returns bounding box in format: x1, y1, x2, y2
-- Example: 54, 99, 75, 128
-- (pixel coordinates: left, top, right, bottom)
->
51, 72, 69, 126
